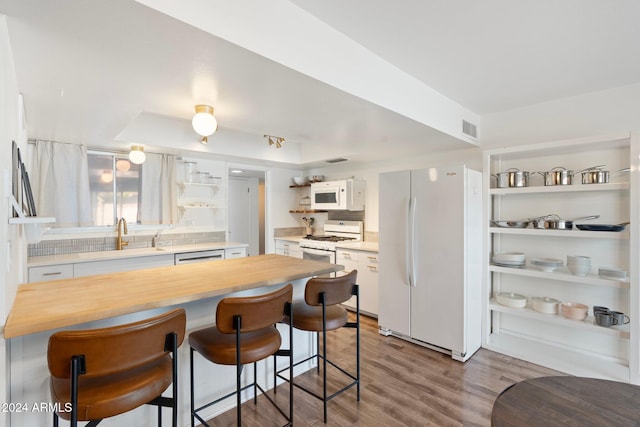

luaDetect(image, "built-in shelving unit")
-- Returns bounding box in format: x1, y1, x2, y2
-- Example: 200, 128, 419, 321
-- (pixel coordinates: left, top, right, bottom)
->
482, 133, 639, 384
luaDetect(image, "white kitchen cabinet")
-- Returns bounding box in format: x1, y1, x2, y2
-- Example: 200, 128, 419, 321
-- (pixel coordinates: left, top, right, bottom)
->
275, 239, 302, 258
483, 133, 639, 383
336, 248, 379, 316
73, 254, 174, 277
28, 264, 74, 283
225, 247, 247, 259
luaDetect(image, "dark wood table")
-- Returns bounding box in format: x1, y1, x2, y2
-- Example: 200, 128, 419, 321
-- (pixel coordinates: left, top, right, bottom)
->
492, 376, 640, 426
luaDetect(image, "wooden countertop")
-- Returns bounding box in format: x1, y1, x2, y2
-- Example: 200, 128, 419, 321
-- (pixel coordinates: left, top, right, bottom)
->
3, 254, 342, 338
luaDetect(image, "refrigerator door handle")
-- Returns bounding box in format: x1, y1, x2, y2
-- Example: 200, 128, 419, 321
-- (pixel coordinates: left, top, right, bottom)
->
408, 196, 417, 287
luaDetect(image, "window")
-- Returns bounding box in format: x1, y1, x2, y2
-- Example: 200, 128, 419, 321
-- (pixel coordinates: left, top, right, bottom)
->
87, 151, 141, 226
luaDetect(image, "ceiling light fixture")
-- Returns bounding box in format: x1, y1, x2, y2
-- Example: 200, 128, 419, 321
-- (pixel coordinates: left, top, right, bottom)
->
192, 104, 217, 144
264, 134, 284, 148
128, 145, 146, 164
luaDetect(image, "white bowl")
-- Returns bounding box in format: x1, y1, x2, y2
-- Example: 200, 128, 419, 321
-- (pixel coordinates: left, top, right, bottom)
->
561, 302, 588, 320
530, 257, 563, 266
568, 263, 590, 276
293, 176, 308, 185
532, 296, 561, 314
567, 255, 591, 264
496, 292, 527, 308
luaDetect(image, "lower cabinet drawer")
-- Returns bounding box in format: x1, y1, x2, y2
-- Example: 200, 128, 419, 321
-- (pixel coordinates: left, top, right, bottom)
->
29, 264, 74, 283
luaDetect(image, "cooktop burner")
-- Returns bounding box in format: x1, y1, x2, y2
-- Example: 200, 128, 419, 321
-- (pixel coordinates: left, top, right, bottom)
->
303, 236, 356, 242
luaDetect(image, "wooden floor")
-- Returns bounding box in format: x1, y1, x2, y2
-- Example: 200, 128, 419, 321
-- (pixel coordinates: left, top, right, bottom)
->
206, 314, 562, 426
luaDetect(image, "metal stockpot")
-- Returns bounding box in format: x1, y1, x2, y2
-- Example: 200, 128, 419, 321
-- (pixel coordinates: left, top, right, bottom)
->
493, 168, 530, 188
580, 166, 609, 184
538, 167, 573, 186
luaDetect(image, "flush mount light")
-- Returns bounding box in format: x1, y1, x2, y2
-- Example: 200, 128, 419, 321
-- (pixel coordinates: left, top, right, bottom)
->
129, 145, 146, 164
192, 104, 217, 144
264, 134, 284, 148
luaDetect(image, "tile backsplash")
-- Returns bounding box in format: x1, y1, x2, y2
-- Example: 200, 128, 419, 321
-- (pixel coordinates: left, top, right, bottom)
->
28, 231, 226, 257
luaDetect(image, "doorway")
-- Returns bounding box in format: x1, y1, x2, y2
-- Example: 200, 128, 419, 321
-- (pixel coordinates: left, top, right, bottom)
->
227, 169, 266, 256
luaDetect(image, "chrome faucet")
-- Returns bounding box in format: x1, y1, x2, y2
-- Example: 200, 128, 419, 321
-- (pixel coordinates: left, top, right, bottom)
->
116, 217, 128, 250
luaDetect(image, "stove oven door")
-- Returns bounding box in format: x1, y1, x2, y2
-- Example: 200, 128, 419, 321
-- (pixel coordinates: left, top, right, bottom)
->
301, 247, 336, 277
301, 247, 335, 263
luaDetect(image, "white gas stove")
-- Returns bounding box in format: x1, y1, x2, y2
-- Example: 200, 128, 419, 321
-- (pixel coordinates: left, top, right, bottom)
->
299, 220, 363, 263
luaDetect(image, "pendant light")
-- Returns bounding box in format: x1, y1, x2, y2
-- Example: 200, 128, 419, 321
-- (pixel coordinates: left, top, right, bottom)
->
129, 145, 146, 164
192, 104, 217, 144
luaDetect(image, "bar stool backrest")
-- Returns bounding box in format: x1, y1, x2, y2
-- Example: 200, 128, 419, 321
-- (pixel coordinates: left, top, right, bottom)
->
48, 308, 186, 379
304, 270, 358, 306
216, 284, 293, 334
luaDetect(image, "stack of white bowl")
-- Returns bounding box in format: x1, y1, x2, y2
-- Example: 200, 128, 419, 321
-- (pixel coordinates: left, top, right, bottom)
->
561, 302, 588, 320
567, 255, 591, 276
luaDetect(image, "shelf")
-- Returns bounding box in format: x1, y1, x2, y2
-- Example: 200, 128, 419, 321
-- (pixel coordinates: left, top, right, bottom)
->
289, 209, 327, 213
178, 205, 218, 209
9, 216, 55, 224
489, 227, 629, 239
490, 299, 630, 339
489, 182, 629, 195
489, 265, 630, 289
178, 182, 220, 188
485, 332, 629, 381
289, 184, 311, 188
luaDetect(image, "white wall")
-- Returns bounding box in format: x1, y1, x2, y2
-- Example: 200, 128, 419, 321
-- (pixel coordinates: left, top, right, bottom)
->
1, 15, 28, 427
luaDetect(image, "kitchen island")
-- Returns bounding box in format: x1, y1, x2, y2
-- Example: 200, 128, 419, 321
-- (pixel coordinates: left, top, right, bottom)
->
4, 254, 343, 427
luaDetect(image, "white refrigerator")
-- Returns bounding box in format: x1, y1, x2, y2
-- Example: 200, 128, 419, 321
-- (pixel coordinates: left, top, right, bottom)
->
378, 166, 482, 362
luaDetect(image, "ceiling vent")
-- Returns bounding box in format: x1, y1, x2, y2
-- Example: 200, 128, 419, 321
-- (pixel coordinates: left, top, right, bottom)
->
325, 157, 349, 164
462, 120, 478, 139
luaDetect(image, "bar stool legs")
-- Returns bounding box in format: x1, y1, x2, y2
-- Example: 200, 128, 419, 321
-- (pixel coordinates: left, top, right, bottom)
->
189, 285, 294, 426
276, 271, 360, 423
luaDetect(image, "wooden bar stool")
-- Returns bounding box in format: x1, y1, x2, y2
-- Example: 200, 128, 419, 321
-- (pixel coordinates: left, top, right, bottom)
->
189, 284, 294, 427
276, 270, 359, 423
47, 308, 186, 427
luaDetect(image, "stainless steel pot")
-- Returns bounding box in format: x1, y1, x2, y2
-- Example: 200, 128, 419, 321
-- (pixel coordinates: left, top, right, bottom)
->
580, 165, 609, 184
580, 166, 630, 184
532, 214, 599, 230
493, 168, 530, 188
538, 167, 573, 186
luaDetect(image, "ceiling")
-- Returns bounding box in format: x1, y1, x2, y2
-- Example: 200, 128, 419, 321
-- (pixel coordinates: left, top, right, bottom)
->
1, 0, 639, 167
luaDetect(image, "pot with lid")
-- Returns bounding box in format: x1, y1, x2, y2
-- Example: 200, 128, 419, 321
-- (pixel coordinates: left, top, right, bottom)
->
538, 167, 574, 186
493, 168, 530, 188
579, 165, 630, 184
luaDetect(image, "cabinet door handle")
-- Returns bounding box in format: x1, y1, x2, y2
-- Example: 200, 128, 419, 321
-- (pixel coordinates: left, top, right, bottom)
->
343, 253, 352, 259
43, 272, 63, 276
367, 265, 378, 271
367, 256, 378, 262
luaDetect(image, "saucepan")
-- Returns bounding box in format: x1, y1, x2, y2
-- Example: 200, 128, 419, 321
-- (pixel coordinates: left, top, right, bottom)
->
579, 165, 630, 184
531, 214, 599, 230
537, 167, 574, 186
492, 168, 530, 188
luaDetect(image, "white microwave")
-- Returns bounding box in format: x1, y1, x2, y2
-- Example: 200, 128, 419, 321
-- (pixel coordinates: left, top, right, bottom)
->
310, 179, 365, 211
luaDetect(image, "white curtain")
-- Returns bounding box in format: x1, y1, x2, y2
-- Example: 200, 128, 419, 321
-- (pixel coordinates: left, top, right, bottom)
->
138, 152, 177, 225
33, 140, 93, 227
